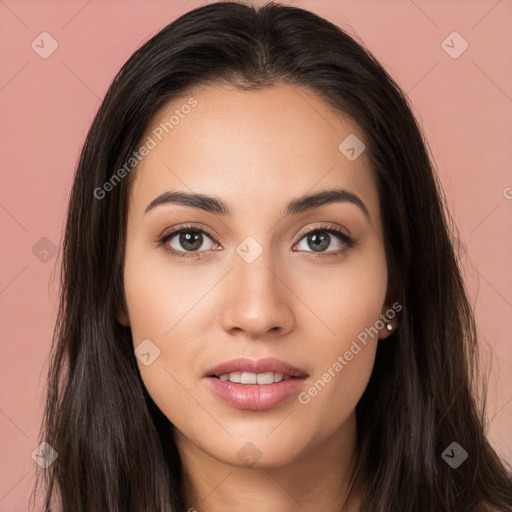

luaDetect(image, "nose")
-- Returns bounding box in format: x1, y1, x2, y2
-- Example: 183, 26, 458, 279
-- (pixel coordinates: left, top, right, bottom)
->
220, 249, 295, 339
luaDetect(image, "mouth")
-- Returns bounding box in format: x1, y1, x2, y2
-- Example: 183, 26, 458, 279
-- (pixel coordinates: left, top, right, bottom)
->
211, 371, 296, 384
204, 356, 308, 381
203, 357, 308, 410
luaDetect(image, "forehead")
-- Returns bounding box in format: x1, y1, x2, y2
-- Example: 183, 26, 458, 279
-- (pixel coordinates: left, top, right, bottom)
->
128, 82, 380, 229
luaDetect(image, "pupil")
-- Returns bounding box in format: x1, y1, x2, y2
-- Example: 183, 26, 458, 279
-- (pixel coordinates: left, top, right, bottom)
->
180, 231, 202, 251
309, 232, 329, 252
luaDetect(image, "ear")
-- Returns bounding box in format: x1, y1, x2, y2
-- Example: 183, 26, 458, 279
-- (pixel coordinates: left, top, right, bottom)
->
377, 303, 399, 340
116, 300, 130, 327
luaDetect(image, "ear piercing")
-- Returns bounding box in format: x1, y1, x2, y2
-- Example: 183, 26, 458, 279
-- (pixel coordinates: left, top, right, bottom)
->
380, 312, 394, 332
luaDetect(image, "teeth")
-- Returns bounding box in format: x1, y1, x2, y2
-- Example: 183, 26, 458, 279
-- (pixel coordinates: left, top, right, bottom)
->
228, 371, 241, 383
217, 371, 289, 384
256, 372, 272, 384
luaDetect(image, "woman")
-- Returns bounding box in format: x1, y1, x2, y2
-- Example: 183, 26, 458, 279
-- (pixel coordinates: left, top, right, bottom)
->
32, 1, 512, 511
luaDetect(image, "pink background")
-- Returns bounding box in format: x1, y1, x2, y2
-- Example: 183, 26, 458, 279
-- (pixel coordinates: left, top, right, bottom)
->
1, 0, 511, 509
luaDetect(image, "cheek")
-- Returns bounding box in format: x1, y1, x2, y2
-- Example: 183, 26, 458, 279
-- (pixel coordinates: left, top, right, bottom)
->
122, 243, 208, 344
295, 240, 387, 347
293, 246, 386, 430
122, 249, 202, 419
295, 321, 378, 442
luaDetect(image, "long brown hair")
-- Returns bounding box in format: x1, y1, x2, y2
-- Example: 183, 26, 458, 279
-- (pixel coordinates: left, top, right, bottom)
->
32, 1, 512, 511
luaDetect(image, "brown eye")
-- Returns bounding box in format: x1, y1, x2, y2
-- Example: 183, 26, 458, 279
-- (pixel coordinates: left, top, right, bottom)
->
158, 225, 220, 258
294, 226, 355, 255
174, 230, 204, 252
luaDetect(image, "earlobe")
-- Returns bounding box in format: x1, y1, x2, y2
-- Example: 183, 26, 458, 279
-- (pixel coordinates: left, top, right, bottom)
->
116, 305, 130, 327
378, 305, 398, 340
115, 287, 130, 326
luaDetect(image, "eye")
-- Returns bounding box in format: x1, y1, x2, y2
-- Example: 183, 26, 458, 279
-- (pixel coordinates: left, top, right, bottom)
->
157, 224, 220, 259
294, 225, 355, 256
157, 223, 355, 259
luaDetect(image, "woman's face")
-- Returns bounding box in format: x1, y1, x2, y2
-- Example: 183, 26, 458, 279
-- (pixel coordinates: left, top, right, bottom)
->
120, 82, 394, 468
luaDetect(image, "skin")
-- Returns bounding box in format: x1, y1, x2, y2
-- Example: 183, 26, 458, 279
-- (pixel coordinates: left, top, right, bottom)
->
118, 82, 397, 512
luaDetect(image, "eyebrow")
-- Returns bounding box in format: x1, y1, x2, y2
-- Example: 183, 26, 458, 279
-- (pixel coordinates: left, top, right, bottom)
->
144, 187, 371, 222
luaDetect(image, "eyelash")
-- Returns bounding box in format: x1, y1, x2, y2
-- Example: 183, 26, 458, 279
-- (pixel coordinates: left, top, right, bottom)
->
156, 223, 356, 259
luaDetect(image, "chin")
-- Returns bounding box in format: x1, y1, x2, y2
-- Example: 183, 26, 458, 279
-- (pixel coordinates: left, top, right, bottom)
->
200, 432, 311, 469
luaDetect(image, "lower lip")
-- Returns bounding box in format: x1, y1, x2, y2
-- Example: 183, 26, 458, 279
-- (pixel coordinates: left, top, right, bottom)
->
205, 376, 307, 410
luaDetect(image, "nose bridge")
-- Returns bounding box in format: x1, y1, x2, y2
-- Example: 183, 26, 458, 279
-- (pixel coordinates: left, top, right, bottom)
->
220, 238, 294, 337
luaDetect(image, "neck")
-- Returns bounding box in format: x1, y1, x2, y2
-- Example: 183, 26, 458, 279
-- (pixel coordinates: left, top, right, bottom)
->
174, 412, 362, 512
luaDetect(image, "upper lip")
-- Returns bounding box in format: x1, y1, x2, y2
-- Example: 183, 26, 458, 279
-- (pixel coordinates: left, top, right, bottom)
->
204, 357, 308, 378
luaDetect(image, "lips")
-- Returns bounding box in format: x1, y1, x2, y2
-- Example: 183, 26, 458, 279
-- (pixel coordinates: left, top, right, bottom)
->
203, 357, 309, 410
204, 357, 308, 379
